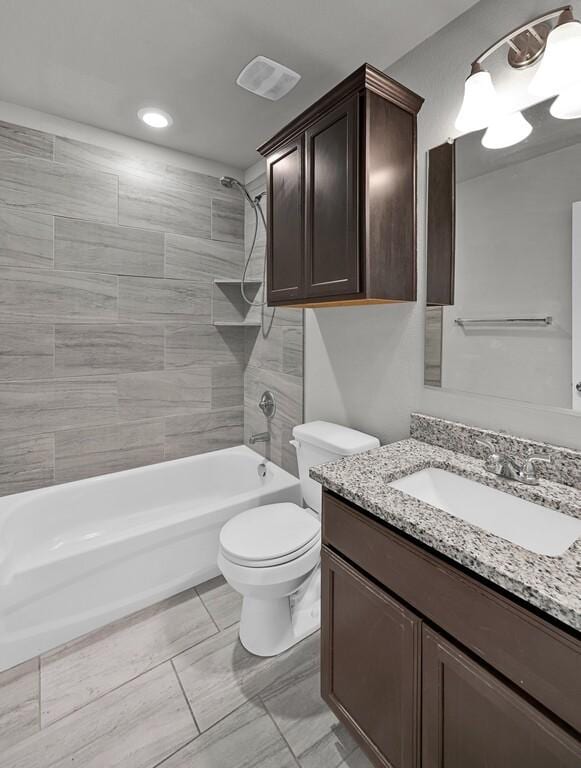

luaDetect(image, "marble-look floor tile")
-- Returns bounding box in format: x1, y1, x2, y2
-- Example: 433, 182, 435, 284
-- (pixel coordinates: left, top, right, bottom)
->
0, 121, 53, 159
195, 576, 242, 631
165, 234, 243, 281
41, 588, 215, 726
54, 419, 164, 483
262, 667, 356, 768
54, 218, 164, 277
118, 367, 211, 420
164, 407, 243, 461
119, 276, 210, 324
0, 210, 53, 269
54, 323, 164, 376
0, 434, 54, 497
4, 662, 196, 768
0, 658, 40, 752
0, 155, 117, 222
0, 267, 117, 323
159, 698, 297, 768
0, 324, 54, 380
340, 748, 374, 768
173, 625, 319, 732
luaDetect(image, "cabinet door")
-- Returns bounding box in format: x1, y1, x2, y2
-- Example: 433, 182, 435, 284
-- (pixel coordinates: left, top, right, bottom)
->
321, 548, 420, 768
266, 137, 304, 303
422, 627, 581, 768
305, 95, 359, 299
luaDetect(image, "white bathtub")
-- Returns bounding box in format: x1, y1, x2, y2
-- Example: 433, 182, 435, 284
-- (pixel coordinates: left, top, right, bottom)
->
0, 445, 301, 672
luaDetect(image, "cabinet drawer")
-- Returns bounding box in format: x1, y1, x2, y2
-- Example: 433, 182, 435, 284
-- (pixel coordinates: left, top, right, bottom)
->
322, 491, 581, 732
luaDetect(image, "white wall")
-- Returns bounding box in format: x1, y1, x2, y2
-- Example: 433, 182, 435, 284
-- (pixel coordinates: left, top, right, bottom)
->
304, 0, 581, 449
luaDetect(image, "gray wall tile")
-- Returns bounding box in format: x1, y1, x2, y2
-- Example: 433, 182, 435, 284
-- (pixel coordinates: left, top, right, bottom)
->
0, 210, 53, 269
0, 377, 118, 436
119, 276, 210, 323
0, 435, 54, 496
212, 364, 244, 409
119, 174, 210, 238
119, 367, 211, 420
0, 324, 54, 380
55, 324, 164, 376
0, 155, 117, 222
165, 407, 243, 460
282, 327, 303, 377
211, 198, 244, 244
165, 325, 245, 368
0, 658, 40, 752
54, 218, 164, 277
0, 121, 53, 160
54, 420, 164, 483
0, 268, 117, 323
165, 233, 242, 281
212, 282, 261, 325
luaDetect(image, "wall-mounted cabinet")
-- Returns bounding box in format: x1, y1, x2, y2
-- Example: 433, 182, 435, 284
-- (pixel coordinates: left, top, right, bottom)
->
258, 64, 423, 308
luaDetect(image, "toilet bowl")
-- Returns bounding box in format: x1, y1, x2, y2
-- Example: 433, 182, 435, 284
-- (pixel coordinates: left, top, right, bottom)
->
218, 421, 380, 657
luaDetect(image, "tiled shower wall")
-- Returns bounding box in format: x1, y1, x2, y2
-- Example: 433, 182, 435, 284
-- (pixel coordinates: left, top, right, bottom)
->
0, 119, 247, 497
243, 173, 304, 476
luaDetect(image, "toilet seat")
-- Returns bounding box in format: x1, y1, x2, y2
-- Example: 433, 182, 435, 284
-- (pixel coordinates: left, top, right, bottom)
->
219, 503, 320, 568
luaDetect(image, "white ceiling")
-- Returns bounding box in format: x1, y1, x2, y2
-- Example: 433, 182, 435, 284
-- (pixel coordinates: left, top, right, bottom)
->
0, 0, 478, 169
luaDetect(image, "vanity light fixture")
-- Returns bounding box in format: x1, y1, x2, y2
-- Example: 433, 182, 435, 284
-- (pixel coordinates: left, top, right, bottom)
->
455, 5, 581, 147
137, 107, 173, 128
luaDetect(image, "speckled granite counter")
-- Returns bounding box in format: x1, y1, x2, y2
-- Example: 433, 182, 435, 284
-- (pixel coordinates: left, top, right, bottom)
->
311, 438, 581, 631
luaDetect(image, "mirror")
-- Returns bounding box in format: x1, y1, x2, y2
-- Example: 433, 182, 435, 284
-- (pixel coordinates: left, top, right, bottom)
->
425, 98, 581, 411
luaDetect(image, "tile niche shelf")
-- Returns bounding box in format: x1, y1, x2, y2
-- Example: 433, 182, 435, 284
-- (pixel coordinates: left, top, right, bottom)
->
211, 279, 263, 327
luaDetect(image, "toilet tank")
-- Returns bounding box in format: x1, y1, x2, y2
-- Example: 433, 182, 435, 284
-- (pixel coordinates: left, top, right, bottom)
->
291, 421, 380, 513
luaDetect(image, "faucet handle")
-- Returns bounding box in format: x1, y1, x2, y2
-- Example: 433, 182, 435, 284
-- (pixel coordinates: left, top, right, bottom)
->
476, 438, 496, 456
521, 452, 555, 483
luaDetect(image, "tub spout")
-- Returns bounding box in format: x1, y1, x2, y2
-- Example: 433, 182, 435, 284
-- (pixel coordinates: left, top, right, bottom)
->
249, 432, 270, 445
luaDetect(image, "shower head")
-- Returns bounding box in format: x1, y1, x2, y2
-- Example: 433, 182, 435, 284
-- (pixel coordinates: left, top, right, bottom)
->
219, 175, 257, 207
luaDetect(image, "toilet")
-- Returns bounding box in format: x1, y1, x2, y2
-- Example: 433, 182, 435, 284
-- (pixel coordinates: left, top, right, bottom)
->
218, 421, 380, 656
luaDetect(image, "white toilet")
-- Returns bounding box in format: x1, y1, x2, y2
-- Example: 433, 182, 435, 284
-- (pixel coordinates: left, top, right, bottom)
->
218, 421, 379, 656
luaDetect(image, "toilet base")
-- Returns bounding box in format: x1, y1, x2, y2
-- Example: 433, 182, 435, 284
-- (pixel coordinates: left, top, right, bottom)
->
239, 567, 321, 657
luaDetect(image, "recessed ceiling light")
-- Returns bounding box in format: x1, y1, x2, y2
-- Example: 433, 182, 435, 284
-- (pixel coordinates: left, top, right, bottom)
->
137, 107, 173, 128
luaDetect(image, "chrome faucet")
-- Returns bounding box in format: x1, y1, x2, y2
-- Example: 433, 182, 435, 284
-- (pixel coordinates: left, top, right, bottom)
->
249, 432, 270, 445
476, 439, 554, 485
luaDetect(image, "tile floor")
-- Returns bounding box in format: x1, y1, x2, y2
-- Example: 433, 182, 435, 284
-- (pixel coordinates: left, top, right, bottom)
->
0, 575, 372, 768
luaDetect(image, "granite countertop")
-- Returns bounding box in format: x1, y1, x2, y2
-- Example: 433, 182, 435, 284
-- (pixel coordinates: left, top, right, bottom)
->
310, 438, 581, 631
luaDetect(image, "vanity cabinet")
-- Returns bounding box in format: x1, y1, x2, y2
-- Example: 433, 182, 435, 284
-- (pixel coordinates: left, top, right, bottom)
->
321, 490, 581, 768
258, 64, 423, 308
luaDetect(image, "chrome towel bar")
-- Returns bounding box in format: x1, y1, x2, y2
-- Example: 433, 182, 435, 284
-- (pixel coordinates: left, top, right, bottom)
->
455, 316, 553, 327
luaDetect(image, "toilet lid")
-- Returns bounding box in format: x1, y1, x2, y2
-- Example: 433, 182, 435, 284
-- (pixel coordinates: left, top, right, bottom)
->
219, 503, 320, 565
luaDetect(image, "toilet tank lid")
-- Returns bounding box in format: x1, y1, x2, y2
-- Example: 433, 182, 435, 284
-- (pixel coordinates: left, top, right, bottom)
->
292, 421, 380, 456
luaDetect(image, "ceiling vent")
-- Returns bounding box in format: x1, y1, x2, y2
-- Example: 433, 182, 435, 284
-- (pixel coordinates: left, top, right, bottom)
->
236, 56, 301, 101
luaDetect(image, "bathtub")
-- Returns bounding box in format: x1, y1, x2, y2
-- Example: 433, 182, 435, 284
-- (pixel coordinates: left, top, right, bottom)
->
0, 445, 301, 672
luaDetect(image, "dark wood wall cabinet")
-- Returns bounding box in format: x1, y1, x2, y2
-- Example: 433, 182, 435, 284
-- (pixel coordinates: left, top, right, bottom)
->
321, 491, 581, 768
426, 142, 455, 306
257, 64, 423, 308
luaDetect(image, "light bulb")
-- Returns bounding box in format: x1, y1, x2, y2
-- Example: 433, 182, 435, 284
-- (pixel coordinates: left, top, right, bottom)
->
482, 111, 532, 149
455, 68, 502, 133
137, 108, 173, 128
550, 82, 581, 119
529, 17, 581, 98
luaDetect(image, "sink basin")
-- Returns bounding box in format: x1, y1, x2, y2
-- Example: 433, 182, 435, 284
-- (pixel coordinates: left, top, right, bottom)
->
389, 467, 581, 556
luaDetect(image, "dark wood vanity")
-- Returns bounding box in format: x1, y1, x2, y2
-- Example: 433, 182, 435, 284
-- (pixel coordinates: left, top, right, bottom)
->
321, 489, 581, 768
257, 64, 423, 308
